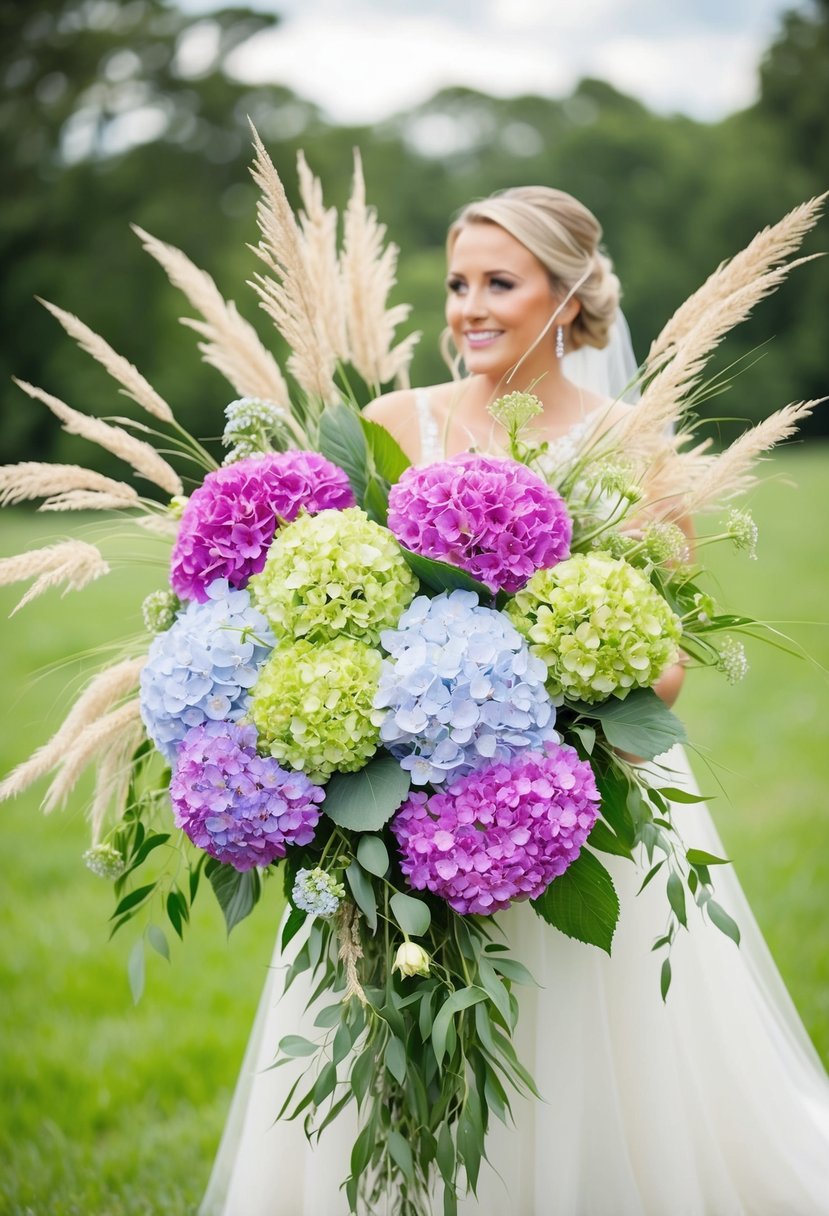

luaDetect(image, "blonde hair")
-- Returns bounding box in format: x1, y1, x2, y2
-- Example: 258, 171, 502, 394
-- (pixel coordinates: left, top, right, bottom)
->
447, 186, 620, 351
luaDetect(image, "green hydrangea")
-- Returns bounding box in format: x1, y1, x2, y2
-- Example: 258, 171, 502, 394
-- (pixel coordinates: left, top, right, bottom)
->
250, 507, 417, 645
247, 636, 382, 782
507, 552, 682, 704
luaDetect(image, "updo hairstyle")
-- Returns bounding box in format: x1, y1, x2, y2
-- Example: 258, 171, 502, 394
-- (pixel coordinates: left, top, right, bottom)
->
447, 186, 620, 351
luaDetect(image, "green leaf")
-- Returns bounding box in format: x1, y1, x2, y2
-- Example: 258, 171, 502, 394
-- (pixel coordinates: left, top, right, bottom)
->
166, 890, 184, 940
279, 1034, 319, 1058
363, 475, 389, 526
146, 924, 169, 961
324, 755, 411, 831
390, 890, 431, 936
350, 1121, 375, 1178
594, 765, 635, 845
127, 832, 170, 871
345, 861, 377, 931
351, 1048, 375, 1108
128, 938, 145, 1004
384, 1035, 407, 1085
476, 957, 512, 1027
458, 1107, 483, 1192
312, 1060, 337, 1106
637, 859, 665, 894
686, 848, 731, 866
318, 402, 369, 505
656, 786, 709, 804
708, 899, 741, 946
281, 906, 307, 951
587, 819, 633, 859
332, 1021, 353, 1067
660, 956, 672, 1002
207, 863, 261, 934
583, 689, 687, 760
432, 987, 488, 1066
388, 1129, 414, 1182
313, 1003, 343, 1029
360, 416, 411, 484
111, 882, 156, 919
356, 834, 390, 877
666, 871, 687, 928
436, 1122, 456, 1187
532, 849, 620, 954
488, 956, 538, 986
398, 548, 493, 600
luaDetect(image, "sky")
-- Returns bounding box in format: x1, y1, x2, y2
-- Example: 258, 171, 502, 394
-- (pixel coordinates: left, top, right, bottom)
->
178, 0, 803, 126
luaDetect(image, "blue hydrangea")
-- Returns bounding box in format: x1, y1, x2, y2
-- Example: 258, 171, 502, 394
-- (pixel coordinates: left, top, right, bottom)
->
292, 867, 346, 917
373, 589, 558, 785
139, 578, 275, 762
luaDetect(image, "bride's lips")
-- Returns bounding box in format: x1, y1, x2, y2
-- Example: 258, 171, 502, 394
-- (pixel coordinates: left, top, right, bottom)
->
464, 330, 503, 349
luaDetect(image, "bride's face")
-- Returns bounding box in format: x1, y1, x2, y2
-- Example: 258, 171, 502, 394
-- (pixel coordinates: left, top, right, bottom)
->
445, 222, 559, 378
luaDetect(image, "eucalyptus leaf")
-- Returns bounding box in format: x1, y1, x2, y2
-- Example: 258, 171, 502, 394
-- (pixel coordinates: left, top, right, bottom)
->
657, 786, 710, 804
582, 688, 687, 759
128, 937, 145, 1004
431, 987, 488, 1066
666, 870, 688, 928
324, 756, 411, 832
390, 890, 431, 936
356, 834, 390, 877
708, 899, 741, 945
532, 849, 620, 954
660, 956, 672, 1002
281, 906, 307, 952
279, 1034, 319, 1058
146, 924, 169, 961
112, 882, 156, 919
384, 1035, 407, 1085
318, 402, 369, 505
345, 861, 377, 932
388, 1129, 414, 1182
686, 848, 731, 866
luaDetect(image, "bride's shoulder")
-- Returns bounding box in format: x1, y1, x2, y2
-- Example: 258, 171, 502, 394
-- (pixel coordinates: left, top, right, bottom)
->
363, 381, 455, 458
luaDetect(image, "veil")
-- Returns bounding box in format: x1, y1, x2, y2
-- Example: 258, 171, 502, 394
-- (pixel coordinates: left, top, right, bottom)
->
562, 310, 641, 403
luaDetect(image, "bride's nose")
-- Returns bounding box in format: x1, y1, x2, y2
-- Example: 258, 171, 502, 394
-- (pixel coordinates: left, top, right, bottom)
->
462, 286, 487, 319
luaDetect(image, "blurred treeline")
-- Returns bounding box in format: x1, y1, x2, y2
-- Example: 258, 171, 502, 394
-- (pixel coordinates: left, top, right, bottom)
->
2, 0, 828, 482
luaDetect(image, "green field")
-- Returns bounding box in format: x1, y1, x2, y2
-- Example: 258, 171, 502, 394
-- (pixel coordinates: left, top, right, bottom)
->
1, 448, 828, 1215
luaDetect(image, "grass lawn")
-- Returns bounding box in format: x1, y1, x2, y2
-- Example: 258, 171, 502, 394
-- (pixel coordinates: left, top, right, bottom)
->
0, 446, 827, 1214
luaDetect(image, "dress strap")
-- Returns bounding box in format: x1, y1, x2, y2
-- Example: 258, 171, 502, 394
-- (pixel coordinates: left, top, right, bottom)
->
414, 388, 442, 464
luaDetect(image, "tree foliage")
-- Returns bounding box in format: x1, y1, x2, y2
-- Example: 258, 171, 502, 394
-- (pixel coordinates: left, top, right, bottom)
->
2, 0, 827, 481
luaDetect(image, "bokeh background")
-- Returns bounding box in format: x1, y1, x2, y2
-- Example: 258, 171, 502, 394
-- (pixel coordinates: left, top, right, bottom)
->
1, 2, 828, 1212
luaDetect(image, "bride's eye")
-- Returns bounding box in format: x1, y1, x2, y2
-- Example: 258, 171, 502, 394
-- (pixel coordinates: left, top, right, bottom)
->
446, 277, 466, 294
490, 276, 514, 291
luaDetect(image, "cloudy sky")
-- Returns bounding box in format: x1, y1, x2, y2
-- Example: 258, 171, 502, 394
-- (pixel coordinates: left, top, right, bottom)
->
180, 0, 801, 125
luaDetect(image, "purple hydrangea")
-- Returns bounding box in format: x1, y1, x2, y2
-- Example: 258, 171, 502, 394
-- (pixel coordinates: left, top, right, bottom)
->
374, 590, 558, 785
171, 721, 323, 871
170, 451, 355, 602
386, 454, 572, 594
392, 743, 600, 915
139, 579, 274, 762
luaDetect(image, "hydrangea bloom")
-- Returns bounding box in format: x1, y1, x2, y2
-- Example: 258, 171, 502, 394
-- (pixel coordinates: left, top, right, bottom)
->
392, 743, 600, 915
251, 508, 418, 645
170, 451, 355, 602
248, 636, 381, 782
139, 579, 274, 762
170, 721, 323, 871
508, 552, 682, 704
387, 453, 572, 594
292, 867, 346, 917
374, 590, 558, 785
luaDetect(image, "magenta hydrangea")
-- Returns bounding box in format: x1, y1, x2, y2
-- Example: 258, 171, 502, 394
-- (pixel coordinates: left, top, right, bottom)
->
170, 451, 355, 602
392, 743, 600, 914
170, 720, 324, 871
386, 454, 572, 594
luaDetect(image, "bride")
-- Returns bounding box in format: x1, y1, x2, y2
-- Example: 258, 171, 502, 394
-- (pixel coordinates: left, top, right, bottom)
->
200, 186, 829, 1215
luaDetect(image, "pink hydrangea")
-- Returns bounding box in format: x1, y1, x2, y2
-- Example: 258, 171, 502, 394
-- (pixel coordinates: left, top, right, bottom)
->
171, 721, 323, 871
386, 454, 571, 594
170, 452, 354, 601
392, 744, 600, 914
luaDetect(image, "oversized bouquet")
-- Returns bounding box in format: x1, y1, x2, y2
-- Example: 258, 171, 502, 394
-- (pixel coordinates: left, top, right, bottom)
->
0, 131, 823, 1215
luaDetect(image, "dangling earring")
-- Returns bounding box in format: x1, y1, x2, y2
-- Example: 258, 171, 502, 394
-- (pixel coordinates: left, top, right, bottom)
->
555, 325, 565, 359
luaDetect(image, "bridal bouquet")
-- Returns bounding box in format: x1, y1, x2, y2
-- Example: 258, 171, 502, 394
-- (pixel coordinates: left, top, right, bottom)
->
0, 131, 822, 1215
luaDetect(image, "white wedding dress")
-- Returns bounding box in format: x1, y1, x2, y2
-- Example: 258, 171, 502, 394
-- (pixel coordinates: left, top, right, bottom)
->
200, 340, 829, 1216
